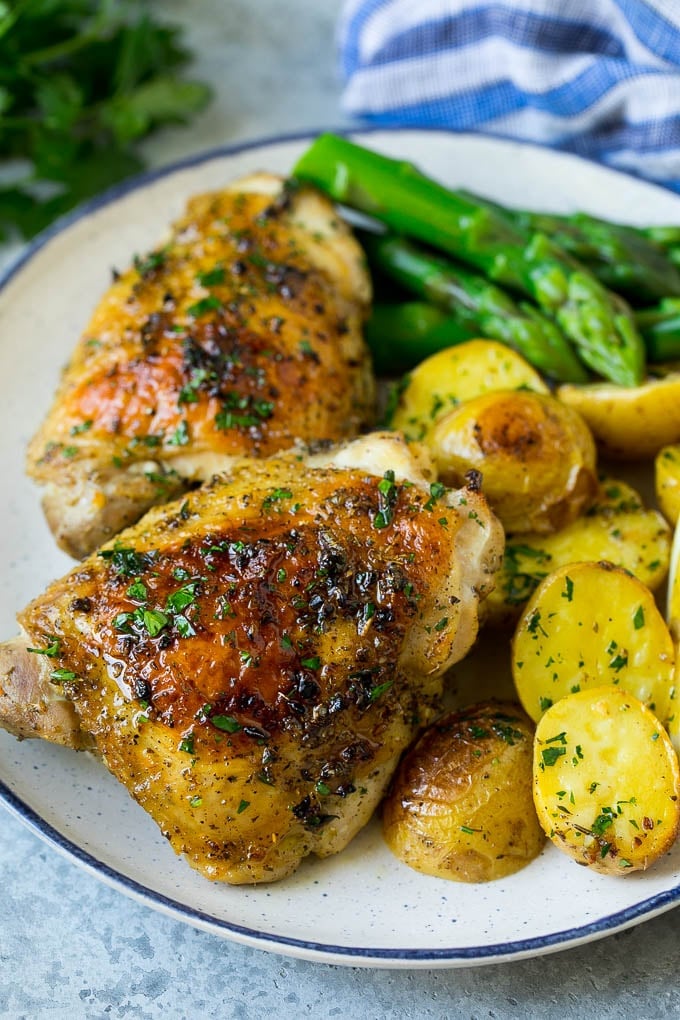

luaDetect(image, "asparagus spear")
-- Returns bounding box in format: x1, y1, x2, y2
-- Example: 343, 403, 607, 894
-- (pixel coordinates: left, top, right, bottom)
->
635, 299, 680, 362
360, 231, 588, 383
365, 302, 476, 374
643, 226, 680, 249
457, 191, 680, 304
294, 133, 646, 386
516, 211, 680, 304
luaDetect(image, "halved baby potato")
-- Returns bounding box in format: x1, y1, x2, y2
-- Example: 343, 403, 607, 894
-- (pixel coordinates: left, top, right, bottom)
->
382, 701, 544, 882
429, 389, 597, 534
389, 339, 548, 441
512, 561, 676, 725
667, 517, 680, 639
534, 685, 680, 874
656, 445, 680, 526
557, 371, 680, 460
665, 521, 680, 756
484, 477, 671, 626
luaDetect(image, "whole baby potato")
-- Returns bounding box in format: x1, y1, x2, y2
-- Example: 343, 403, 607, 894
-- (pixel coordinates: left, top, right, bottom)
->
382, 701, 544, 882
429, 389, 597, 534
389, 339, 548, 441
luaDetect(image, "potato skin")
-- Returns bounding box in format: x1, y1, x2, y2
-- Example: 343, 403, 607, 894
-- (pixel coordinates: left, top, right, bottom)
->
557, 372, 680, 459
656, 444, 680, 526
382, 701, 544, 882
429, 390, 597, 534
390, 339, 548, 442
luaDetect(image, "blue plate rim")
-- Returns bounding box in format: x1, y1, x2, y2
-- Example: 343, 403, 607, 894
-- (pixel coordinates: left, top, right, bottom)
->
2, 126, 680, 965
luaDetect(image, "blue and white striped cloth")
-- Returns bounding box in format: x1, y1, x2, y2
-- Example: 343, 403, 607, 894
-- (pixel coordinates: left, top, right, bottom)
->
338, 0, 680, 190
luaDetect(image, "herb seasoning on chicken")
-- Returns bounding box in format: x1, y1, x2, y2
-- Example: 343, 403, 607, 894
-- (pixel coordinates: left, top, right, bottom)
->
0, 433, 503, 884
27, 174, 375, 558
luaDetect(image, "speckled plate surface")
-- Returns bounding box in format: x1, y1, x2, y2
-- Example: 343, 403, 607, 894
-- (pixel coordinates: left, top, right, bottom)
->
2, 130, 680, 968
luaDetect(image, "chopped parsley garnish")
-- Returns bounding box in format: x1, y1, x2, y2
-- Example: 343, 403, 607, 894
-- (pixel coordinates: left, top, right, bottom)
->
141, 608, 168, 637
196, 267, 226, 287
178, 367, 211, 405
609, 652, 628, 672
114, 607, 168, 638
187, 295, 222, 318
262, 487, 293, 509
373, 470, 398, 530
126, 579, 148, 602
134, 250, 167, 276
166, 583, 199, 613
69, 419, 93, 436
99, 544, 155, 577
179, 733, 195, 755
129, 433, 163, 449
541, 746, 566, 767
591, 808, 615, 836
424, 481, 446, 511
27, 636, 60, 657
167, 420, 190, 446
211, 714, 241, 733
50, 668, 78, 683
527, 610, 548, 637
174, 615, 196, 638
215, 392, 274, 430
369, 680, 393, 703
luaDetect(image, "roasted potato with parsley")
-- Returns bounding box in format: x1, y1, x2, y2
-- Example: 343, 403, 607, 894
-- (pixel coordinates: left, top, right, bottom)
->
512, 561, 676, 726
534, 686, 680, 874
484, 477, 671, 626
664, 521, 680, 754
656, 445, 680, 526
382, 701, 544, 882
389, 339, 548, 442
557, 371, 680, 460
666, 515, 680, 640
430, 390, 597, 535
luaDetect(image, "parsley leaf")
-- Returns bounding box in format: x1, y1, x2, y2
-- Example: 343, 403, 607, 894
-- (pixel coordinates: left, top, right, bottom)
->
0, 3, 211, 241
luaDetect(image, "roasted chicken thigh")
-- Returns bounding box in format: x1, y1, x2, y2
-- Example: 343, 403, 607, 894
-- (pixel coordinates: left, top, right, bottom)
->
1, 433, 503, 884
27, 173, 375, 558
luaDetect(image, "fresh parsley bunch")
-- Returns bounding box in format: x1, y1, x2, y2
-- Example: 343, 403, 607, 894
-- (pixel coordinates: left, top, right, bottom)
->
0, 0, 212, 239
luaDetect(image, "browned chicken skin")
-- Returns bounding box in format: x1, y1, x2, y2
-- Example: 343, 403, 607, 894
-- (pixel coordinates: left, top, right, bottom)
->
27, 174, 375, 558
1, 434, 503, 884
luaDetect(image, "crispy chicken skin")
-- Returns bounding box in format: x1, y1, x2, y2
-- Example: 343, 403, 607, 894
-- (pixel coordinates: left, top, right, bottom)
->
27, 173, 375, 558
1, 434, 503, 884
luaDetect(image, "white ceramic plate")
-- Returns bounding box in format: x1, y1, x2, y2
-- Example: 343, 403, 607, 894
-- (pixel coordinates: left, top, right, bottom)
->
3, 130, 680, 969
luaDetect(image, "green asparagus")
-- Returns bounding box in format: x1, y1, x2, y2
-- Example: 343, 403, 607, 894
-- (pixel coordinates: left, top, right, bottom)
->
518, 212, 680, 304
636, 299, 680, 362
457, 191, 680, 304
293, 133, 646, 386
360, 231, 588, 383
364, 302, 476, 374
643, 226, 680, 249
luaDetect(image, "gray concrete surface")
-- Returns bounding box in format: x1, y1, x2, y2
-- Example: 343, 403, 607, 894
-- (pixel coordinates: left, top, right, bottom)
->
2, 1, 680, 1016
